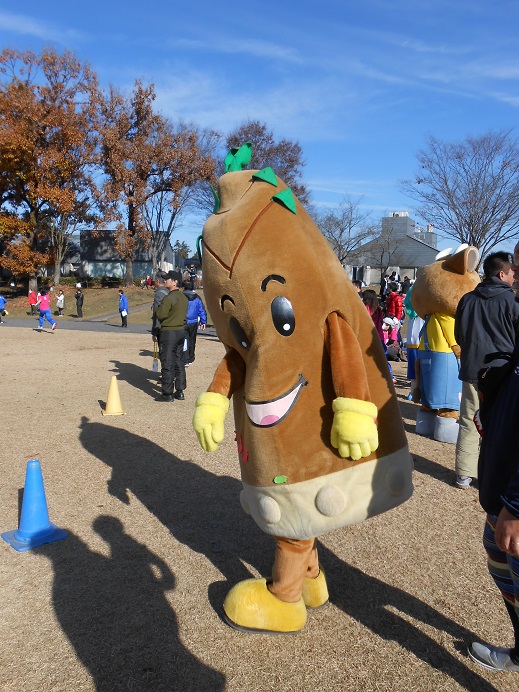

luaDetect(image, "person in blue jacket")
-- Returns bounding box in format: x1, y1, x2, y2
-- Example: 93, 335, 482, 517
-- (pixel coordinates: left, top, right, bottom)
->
182, 281, 206, 365
0, 293, 7, 324
118, 290, 129, 328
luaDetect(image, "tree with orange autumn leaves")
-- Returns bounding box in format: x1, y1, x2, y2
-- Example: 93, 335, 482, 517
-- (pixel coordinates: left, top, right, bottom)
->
0, 48, 307, 288
0, 48, 102, 290
98, 83, 215, 285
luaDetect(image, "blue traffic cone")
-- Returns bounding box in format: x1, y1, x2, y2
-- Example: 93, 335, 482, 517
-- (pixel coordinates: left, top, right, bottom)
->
2, 459, 67, 552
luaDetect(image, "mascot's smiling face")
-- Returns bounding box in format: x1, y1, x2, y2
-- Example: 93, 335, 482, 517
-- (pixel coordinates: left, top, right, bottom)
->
219, 274, 307, 427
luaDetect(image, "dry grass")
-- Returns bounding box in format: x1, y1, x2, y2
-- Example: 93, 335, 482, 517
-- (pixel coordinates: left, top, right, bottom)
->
0, 327, 516, 691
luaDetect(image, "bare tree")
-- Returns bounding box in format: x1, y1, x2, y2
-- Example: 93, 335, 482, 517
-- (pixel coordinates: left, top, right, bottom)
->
225, 120, 309, 204
143, 123, 217, 273
401, 130, 519, 258
314, 196, 376, 265
363, 223, 407, 277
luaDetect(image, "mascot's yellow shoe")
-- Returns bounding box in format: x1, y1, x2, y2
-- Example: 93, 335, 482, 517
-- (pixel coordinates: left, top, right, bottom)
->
302, 568, 329, 610
223, 578, 307, 634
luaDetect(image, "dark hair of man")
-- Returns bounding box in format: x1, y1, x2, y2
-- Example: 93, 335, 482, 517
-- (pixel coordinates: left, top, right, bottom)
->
389, 282, 399, 292
362, 289, 380, 311
155, 274, 165, 284
483, 251, 512, 280
352, 280, 362, 289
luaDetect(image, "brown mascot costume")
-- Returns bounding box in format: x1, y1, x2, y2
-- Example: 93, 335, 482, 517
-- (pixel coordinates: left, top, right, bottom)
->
410, 245, 480, 443
193, 145, 413, 633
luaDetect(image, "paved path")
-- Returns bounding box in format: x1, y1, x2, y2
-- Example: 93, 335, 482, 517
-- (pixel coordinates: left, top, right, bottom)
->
0, 315, 218, 338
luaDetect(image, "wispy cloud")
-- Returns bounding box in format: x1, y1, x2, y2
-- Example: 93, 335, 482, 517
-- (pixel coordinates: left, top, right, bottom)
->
0, 11, 84, 43
173, 36, 303, 64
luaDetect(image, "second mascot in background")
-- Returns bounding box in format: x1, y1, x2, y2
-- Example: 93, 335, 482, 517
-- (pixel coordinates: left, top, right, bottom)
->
193, 145, 413, 634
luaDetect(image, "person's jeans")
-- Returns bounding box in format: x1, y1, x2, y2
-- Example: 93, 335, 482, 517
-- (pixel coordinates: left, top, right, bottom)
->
160, 330, 187, 395
455, 382, 480, 478
39, 310, 55, 328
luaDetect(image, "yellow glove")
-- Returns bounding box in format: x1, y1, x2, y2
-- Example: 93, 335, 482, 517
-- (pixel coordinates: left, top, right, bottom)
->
193, 392, 230, 452
331, 397, 378, 461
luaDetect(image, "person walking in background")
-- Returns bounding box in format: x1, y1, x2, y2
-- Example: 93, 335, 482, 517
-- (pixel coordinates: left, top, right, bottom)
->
188, 264, 197, 290
155, 271, 188, 402
56, 290, 65, 316
28, 289, 38, 315
454, 251, 519, 490
118, 290, 129, 328
75, 288, 84, 318
182, 281, 207, 366
0, 293, 7, 324
35, 289, 57, 331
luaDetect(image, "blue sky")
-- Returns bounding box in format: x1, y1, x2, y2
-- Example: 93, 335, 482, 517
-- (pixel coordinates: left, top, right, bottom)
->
1, 1, 518, 251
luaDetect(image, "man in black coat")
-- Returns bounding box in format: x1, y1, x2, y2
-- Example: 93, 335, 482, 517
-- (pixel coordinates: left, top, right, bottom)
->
454, 251, 519, 489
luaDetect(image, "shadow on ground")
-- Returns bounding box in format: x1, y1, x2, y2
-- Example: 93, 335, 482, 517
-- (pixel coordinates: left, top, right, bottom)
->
36, 517, 225, 691
109, 359, 160, 398
51, 418, 499, 691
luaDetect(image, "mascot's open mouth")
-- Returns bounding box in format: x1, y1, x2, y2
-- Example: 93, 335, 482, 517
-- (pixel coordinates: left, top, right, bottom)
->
245, 374, 307, 427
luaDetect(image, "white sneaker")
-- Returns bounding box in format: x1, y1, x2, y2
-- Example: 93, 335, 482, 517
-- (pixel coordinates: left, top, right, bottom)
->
468, 642, 519, 671
455, 475, 472, 489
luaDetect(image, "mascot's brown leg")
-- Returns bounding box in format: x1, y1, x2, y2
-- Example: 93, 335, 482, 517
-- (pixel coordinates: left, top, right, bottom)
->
269, 537, 329, 609
222, 537, 329, 634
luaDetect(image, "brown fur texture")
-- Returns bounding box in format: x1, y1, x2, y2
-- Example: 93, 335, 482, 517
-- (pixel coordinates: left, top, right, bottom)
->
201, 170, 413, 539
411, 247, 480, 318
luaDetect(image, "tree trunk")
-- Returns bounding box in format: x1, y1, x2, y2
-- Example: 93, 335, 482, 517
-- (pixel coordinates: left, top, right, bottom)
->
29, 274, 38, 292
53, 263, 61, 285
125, 256, 133, 287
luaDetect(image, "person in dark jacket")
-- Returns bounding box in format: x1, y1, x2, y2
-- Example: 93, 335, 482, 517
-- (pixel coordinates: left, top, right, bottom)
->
454, 251, 519, 488
182, 281, 206, 366
155, 271, 188, 402
468, 358, 519, 672
75, 288, 84, 318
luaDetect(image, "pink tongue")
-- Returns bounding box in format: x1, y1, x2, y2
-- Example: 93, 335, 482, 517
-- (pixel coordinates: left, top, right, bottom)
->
260, 415, 279, 426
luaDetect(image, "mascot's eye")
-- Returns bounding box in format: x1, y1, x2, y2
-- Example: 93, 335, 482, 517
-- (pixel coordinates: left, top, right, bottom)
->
230, 317, 251, 349
271, 296, 295, 336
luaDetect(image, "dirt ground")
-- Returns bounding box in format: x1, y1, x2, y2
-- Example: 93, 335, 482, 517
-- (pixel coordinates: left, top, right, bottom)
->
0, 326, 516, 691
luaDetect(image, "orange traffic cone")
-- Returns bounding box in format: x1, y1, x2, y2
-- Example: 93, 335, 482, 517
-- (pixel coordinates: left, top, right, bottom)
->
102, 375, 125, 416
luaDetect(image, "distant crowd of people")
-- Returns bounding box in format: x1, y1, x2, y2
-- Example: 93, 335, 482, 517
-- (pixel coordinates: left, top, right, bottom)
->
351, 274, 412, 384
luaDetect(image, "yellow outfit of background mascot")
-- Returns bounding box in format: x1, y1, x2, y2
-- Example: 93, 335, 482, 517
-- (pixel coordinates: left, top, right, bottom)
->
411, 246, 480, 443
193, 155, 413, 633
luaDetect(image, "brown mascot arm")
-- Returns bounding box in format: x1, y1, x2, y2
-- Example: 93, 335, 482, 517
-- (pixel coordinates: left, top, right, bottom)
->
324, 312, 378, 460
207, 347, 246, 398
193, 347, 246, 452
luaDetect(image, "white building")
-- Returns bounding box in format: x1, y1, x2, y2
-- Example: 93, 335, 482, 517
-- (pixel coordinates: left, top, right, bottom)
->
347, 212, 438, 285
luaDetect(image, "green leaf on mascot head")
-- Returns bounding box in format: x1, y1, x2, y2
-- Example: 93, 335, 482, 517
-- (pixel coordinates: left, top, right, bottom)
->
252, 167, 278, 187
271, 188, 297, 214
196, 235, 203, 265
210, 184, 220, 213
224, 142, 252, 172
273, 475, 288, 484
